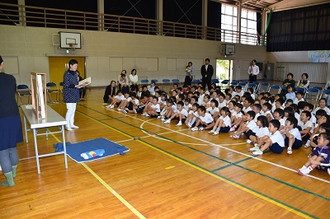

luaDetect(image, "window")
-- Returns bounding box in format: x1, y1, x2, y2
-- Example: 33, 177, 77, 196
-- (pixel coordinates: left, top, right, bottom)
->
240, 8, 257, 45
221, 4, 238, 43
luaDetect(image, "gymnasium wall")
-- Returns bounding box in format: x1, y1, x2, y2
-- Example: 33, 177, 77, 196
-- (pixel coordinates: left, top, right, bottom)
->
0, 25, 267, 86
268, 51, 330, 83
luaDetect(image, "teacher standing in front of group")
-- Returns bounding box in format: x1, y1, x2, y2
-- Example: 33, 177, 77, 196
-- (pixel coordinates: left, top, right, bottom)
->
201, 58, 214, 91
248, 59, 259, 83
63, 59, 81, 131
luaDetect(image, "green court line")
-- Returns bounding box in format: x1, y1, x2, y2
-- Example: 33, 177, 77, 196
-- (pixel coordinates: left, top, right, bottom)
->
212, 157, 252, 172
77, 105, 330, 202
75, 108, 318, 219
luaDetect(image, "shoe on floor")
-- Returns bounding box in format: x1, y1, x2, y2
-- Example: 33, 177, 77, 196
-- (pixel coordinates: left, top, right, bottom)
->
248, 146, 259, 152
71, 125, 79, 129
163, 119, 171, 124
208, 130, 215, 134
252, 149, 263, 155
246, 139, 252, 144
212, 131, 219, 135
176, 121, 182, 126
66, 127, 73, 131
199, 127, 205, 131
287, 147, 292, 155
191, 127, 198, 131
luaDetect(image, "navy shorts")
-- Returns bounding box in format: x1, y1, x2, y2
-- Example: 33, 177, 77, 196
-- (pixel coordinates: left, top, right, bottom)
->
244, 130, 256, 138
285, 137, 303, 149
219, 126, 230, 133
302, 133, 310, 143
269, 143, 284, 154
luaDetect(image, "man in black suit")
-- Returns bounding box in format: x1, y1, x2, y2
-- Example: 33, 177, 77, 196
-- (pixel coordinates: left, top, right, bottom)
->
201, 58, 214, 91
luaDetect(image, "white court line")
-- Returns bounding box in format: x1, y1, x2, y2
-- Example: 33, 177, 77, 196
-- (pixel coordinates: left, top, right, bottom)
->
111, 110, 330, 184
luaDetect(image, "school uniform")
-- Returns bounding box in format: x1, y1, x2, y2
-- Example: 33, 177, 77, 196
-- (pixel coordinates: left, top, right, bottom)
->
218, 115, 231, 133
242, 106, 252, 114
254, 112, 261, 122
188, 110, 199, 126
198, 94, 205, 105
278, 118, 285, 127
207, 107, 219, 116
218, 100, 227, 109
310, 146, 330, 170
183, 103, 192, 112
245, 120, 258, 138
232, 111, 243, 119
255, 127, 270, 138
285, 128, 302, 149
293, 98, 305, 105
298, 120, 314, 142
313, 106, 330, 115
199, 113, 214, 126
269, 130, 285, 154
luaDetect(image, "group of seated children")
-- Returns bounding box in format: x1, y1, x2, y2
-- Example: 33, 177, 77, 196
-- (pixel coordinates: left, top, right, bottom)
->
104, 82, 330, 176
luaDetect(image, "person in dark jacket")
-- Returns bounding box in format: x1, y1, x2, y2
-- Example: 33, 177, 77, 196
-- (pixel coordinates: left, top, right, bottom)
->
103, 80, 116, 103
63, 59, 83, 131
201, 58, 214, 91
0, 56, 23, 186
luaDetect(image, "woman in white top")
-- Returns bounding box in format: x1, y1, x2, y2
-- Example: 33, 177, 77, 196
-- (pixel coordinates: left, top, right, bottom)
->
297, 73, 310, 90
248, 59, 259, 83
129, 69, 139, 92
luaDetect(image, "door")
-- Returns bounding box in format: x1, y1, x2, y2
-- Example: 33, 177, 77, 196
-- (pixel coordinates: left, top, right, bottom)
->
48, 57, 85, 86
216, 59, 233, 80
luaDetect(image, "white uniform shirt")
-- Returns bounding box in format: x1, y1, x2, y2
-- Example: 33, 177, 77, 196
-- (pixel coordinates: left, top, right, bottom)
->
189, 110, 199, 117
199, 113, 213, 124
114, 94, 125, 101
256, 127, 270, 138
177, 108, 188, 117
247, 120, 259, 133
313, 106, 330, 115
184, 103, 192, 111
219, 115, 231, 127
243, 106, 252, 114
151, 103, 160, 112
269, 130, 285, 147
248, 65, 259, 76
207, 107, 219, 115
288, 128, 302, 141
298, 120, 314, 133
129, 74, 138, 84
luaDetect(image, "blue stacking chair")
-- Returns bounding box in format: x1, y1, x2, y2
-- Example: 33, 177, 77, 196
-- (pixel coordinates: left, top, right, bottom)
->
192, 79, 200, 83
269, 85, 281, 95
141, 79, 149, 84
162, 79, 170, 83
17, 84, 31, 105
257, 82, 270, 93
151, 79, 158, 83
231, 80, 239, 86
211, 78, 219, 84
295, 87, 304, 93
172, 79, 180, 83
305, 88, 321, 107
46, 82, 60, 103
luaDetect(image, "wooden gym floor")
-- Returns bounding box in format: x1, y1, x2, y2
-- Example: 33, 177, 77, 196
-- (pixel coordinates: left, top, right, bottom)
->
0, 88, 329, 219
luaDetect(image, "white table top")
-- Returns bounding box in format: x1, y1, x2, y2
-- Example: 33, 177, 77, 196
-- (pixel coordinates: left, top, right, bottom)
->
21, 105, 67, 129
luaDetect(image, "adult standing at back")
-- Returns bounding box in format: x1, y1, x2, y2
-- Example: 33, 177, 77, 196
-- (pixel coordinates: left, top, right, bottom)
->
201, 58, 214, 91
63, 59, 81, 131
184, 61, 194, 87
129, 69, 139, 92
248, 59, 259, 83
0, 56, 23, 186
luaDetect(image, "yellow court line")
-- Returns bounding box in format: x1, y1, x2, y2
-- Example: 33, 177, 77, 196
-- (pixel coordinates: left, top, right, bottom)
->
49, 133, 146, 219
76, 112, 315, 219
81, 163, 146, 219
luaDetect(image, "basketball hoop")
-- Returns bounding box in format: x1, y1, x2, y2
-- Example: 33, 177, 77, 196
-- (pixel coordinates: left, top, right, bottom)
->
67, 43, 77, 50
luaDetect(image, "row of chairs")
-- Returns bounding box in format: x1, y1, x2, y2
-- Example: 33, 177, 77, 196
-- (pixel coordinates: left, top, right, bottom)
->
16, 82, 63, 105
141, 79, 180, 84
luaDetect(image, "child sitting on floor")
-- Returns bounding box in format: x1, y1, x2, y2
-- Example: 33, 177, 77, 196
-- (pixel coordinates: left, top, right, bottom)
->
106, 90, 124, 109
207, 99, 220, 121
283, 117, 302, 155
230, 102, 244, 132
250, 120, 285, 155
297, 132, 330, 176
231, 111, 258, 139
186, 103, 199, 128
191, 106, 214, 131
164, 101, 188, 126
143, 96, 160, 117
208, 107, 231, 135
299, 110, 314, 144
246, 115, 269, 145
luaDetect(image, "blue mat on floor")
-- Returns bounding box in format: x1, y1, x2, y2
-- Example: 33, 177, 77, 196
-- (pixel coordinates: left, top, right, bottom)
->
54, 138, 129, 163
